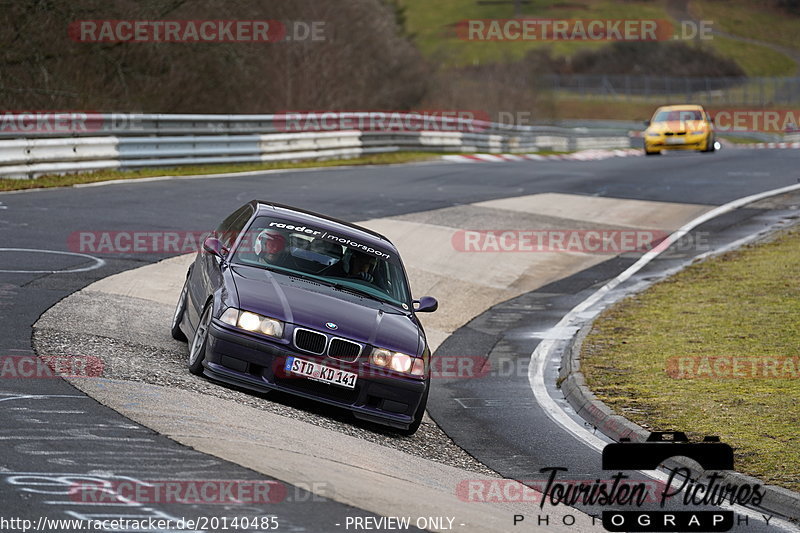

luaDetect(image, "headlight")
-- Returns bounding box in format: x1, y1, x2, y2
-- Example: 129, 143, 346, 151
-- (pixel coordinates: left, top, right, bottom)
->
371, 348, 392, 367
220, 308, 284, 338
370, 347, 424, 376
390, 353, 412, 373
691, 130, 706, 135
646, 133, 661, 137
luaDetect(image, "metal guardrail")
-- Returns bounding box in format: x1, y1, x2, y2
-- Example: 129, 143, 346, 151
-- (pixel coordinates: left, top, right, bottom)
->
0, 113, 634, 178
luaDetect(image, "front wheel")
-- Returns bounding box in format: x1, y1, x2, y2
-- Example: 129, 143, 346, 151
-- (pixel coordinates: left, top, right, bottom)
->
644, 148, 661, 156
170, 277, 189, 341
396, 386, 429, 436
701, 135, 716, 153
188, 304, 212, 375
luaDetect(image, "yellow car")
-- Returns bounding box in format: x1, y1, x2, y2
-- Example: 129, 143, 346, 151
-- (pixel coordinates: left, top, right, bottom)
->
643, 105, 716, 156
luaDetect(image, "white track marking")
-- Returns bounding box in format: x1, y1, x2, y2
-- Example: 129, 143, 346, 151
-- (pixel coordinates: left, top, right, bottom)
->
0, 248, 105, 274
0, 395, 89, 403
528, 182, 800, 530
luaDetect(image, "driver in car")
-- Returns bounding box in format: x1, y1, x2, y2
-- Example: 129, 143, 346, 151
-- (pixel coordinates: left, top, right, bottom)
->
254, 229, 292, 267
348, 251, 378, 282
324, 250, 377, 282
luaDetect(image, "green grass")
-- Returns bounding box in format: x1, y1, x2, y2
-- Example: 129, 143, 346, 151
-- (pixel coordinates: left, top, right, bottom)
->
706, 36, 797, 77
399, 0, 671, 66
552, 97, 658, 121
0, 152, 442, 192
582, 228, 800, 491
718, 134, 766, 144
691, 0, 800, 53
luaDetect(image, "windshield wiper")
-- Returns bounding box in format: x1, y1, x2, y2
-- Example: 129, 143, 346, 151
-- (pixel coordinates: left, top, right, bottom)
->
329, 282, 400, 307
330, 282, 376, 299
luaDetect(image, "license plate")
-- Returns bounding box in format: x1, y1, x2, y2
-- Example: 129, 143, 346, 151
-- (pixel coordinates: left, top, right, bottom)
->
665, 137, 686, 145
284, 357, 357, 389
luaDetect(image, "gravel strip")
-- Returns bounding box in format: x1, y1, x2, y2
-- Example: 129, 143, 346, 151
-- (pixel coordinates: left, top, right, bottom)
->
33, 290, 496, 477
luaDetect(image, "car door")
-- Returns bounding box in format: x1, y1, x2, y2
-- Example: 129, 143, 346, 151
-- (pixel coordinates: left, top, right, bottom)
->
186, 204, 254, 331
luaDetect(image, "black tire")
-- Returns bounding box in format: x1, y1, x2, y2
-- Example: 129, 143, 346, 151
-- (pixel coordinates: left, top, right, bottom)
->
644, 149, 661, 156
170, 277, 190, 341
188, 304, 212, 375
397, 386, 429, 437
702, 135, 716, 153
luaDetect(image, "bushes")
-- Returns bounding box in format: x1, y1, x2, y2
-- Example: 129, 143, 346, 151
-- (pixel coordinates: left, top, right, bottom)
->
0, 0, 428, 112
0, 0, 754, 116
568, 41, 746, 77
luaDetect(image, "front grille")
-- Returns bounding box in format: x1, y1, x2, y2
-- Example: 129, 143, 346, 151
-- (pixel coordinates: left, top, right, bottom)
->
328, 338, 362, 362
294, 328, 326, 354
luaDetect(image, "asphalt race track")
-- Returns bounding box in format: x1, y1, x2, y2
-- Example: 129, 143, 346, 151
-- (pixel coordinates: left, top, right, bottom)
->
2, 147, 800, 532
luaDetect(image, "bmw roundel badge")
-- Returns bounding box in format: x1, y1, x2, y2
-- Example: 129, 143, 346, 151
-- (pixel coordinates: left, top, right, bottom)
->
325, 322, 338, 330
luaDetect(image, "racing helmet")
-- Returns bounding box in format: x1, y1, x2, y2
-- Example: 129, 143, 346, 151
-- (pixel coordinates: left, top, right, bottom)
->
254, 229, 287, 258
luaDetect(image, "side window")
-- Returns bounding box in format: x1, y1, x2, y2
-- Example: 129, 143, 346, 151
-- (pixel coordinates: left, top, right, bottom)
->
215, 205, 253, 249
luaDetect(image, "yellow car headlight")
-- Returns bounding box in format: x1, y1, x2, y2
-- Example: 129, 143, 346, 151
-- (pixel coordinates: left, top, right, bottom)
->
371, 348, 392, 367
221, 308, 284, 338
370, 347, 424, 376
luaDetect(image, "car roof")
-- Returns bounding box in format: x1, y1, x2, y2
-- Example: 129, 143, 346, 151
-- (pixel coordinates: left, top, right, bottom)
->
655, 104, 706, 111
249, 200, 397, 252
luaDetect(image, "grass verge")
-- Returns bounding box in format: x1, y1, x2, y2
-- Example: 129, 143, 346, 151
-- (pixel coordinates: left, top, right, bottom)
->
399, 0, 670, 66
706, 36, 797, 77
718, 135, 766, 145
691, 0, 800, 55
0, 152, 442, 192
582, 227, 800, 492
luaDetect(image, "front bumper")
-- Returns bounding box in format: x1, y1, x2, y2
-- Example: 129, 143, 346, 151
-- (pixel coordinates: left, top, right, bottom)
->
645, 133, 709, 151
203, 321, 428, 429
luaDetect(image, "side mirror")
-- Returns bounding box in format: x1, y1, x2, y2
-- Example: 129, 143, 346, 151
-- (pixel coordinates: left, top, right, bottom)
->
413, 296, 438, 313
643, 120, 651, 127
203, 236, 228, 258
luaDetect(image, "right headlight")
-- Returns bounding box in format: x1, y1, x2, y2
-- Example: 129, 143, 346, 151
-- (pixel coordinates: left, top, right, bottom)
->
370, 347, 425, 376
220, 308, 284, 338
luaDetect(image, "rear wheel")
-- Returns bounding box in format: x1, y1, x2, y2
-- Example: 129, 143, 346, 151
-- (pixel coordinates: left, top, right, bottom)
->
170, 276, 190, 341
188, 304, 212, 375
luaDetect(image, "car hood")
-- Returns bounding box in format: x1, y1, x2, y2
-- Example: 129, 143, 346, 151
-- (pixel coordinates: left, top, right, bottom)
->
230, 265, 422, 355
648, 120, 709, 134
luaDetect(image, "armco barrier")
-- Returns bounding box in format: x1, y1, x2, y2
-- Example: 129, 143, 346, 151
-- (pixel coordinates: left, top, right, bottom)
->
0, 113, 634, 178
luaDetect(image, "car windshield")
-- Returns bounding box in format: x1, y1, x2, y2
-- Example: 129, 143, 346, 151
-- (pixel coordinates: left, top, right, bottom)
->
231, 216, 412, 308
653, 110, 704, 122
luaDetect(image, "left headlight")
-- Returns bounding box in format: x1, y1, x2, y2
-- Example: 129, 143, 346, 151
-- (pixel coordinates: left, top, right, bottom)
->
220, 308, 284, 338
691, 130, 706, 135
370, 347, 425, 376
